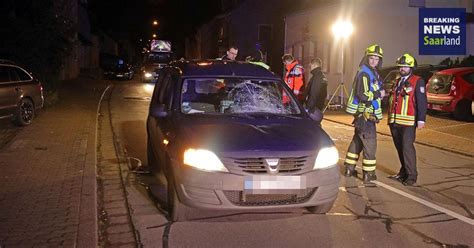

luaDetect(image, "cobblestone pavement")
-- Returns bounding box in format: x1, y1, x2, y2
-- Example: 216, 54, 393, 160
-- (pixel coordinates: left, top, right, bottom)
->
323, 109, 474, 157
0, 79, 105, 247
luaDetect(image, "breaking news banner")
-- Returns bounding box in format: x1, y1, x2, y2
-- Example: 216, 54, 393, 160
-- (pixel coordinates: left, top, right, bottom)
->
419, 8, 466, 55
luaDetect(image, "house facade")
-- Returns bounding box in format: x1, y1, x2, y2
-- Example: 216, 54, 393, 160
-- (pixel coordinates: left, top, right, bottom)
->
284, 0, 474, 102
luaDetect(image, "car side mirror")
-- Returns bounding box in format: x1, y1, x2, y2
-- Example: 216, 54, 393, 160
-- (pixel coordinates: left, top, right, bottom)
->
309, 109, 323, 123
150, 103, 168, 118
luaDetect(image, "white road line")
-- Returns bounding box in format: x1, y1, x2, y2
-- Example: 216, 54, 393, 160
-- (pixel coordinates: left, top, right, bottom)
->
373, 180, 474, 226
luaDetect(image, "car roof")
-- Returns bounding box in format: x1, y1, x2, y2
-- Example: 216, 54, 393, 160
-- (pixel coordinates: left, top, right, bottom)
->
168, 59, 279, 79
0, 59, 16, 65
436, 67, 474, 75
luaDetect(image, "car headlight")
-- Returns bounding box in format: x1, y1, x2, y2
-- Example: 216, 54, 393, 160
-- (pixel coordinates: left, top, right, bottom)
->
183, 149, 228, 172
313, 146, 339, 169
144, 72, 152, 78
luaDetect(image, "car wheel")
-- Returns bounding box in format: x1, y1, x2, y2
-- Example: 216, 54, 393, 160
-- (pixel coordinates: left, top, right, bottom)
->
13, 98, 35, 126
167, 179, 187, 222
306, 200, 335, 214
453, 99, 470, 121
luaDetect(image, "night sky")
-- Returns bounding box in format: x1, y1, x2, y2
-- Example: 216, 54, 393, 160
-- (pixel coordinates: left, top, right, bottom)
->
88, 0, 222, 51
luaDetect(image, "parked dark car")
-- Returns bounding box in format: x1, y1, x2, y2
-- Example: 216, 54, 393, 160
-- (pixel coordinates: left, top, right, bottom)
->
104, 64, 134, 80
427, 67, 474, 120
0, 60, 44, 126
381, 64, 449, 106
146, 60, 340, 221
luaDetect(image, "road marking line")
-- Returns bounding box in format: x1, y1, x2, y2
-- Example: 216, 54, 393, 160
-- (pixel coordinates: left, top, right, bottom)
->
373, 180, 474, 226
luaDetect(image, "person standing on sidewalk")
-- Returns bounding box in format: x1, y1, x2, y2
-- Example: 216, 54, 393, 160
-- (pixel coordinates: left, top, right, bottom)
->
344, 44, 385, 183
282, 54, 305, 102
303, 57, 328, 113
387, 53, 427, 186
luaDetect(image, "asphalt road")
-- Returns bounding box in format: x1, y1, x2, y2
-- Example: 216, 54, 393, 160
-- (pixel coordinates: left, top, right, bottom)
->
105, 80, 473, 247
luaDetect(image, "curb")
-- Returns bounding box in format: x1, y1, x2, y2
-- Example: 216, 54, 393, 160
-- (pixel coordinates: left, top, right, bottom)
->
323, 117, 474, 158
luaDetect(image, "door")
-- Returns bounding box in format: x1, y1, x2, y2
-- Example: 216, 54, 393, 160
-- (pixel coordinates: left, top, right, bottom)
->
0, 66, 19, 118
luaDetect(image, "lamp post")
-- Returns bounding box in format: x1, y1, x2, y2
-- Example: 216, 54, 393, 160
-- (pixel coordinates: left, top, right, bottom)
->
153, 20, 159, 26
331, 21, 353, 107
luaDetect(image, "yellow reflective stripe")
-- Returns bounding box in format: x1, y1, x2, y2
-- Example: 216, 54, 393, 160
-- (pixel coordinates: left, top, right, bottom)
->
402, 95, 409, 116
363, 76, 369, 92
364, 91, 374, 101
346, 152, 359, 159
363, 159, 376, 165
372, 83, 380, 91
345, 158, 358, 165
362, 165, 376, 171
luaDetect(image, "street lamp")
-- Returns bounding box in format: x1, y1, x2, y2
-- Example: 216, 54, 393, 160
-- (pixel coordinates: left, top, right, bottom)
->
325, 20, 353, 111
153, 20, 159, 26
152, 34, 157, 38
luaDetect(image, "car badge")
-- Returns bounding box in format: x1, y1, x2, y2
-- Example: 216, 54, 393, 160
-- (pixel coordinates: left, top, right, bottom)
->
265, 158, 280, 173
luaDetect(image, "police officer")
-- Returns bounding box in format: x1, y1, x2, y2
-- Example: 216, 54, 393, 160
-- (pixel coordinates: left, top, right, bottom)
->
388, 53, 427, 186
221, 46, 239, 61
344, 44, 385, 183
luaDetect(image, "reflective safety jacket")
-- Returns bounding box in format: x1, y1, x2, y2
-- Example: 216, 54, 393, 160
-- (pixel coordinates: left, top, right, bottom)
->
284, 60, 304, 97
388, 74, 427, 126
345, 64, 383, 120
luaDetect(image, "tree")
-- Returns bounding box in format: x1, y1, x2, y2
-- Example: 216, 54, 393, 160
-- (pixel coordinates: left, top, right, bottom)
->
0, 0, 75, 91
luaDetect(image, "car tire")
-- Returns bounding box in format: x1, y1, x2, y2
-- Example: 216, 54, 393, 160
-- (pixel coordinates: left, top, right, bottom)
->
168, 179, 187, 222
453, 99, 470, 121
306, 200, 335, 214
13, 98, 35, 126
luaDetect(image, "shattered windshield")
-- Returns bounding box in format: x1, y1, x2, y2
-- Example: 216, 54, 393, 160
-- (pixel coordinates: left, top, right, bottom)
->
180, 78, 301, 115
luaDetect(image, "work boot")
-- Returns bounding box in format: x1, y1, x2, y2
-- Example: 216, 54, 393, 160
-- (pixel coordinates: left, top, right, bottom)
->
363, 171, 377, 183
344, 166, 357, 177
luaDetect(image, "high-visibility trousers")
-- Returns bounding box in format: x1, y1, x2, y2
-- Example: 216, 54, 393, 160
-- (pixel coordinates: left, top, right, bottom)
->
344, 122, 377, 172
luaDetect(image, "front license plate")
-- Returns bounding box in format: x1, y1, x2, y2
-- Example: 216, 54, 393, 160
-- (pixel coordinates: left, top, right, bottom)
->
431, 104, 442, 110
244, 175, 306, 194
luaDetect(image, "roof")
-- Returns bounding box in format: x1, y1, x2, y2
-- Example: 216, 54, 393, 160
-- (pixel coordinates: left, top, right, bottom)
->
436, 67, 474, 75
168, 59, 279, 79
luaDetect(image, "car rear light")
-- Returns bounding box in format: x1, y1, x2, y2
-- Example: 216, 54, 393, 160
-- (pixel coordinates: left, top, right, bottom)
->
450, 79, 456, 96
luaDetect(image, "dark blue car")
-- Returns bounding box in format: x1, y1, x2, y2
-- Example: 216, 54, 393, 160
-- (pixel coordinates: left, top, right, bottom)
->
147, 60, 340, 221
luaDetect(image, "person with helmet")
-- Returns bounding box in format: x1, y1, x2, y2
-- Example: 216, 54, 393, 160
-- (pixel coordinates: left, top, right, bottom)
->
245, 50, 270, 70
387, 53, 427, 186
282, 54, 305, 101
344, 44, 385, 183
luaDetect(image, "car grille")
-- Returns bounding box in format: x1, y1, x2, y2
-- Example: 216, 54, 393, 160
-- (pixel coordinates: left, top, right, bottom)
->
232, 156, 308, 174
223, 188, 316, 206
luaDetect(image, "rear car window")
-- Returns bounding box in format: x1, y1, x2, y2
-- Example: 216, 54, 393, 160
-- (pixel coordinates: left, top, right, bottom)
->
427, 73, 452, 94
181, 78, 301, 115
14, 67, 32, 81
462, 72, 474, 84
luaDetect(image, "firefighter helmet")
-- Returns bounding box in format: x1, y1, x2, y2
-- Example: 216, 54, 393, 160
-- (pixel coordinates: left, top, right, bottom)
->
396, 53, 416, 67
365, 44, 383, 58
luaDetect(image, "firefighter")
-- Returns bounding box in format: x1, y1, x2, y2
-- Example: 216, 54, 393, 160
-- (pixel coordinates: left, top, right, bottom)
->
388, 53, 427, 186
344, 44, 385, 183
282, 54, 304, 101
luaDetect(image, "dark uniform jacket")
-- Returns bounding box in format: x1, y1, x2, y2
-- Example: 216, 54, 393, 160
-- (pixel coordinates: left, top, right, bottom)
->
303, 67, 328, 113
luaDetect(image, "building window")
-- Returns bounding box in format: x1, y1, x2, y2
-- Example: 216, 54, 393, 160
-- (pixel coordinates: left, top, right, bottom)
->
323, 43, 330, 72
258, 24, 272, 53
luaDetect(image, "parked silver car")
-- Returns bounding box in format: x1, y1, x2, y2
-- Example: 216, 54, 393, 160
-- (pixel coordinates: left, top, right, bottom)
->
0, 60, 44, 126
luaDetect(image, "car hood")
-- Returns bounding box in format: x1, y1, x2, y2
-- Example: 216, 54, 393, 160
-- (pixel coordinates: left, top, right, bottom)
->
174, 115, 330, 153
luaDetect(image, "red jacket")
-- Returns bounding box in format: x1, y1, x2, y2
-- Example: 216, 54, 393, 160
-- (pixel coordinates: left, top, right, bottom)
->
284, 60, 304, 98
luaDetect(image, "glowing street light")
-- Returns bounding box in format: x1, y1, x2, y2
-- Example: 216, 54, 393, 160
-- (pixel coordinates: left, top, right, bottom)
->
325, 20, 354, 111
152, 34, 157, 38
153, 20, 159, 26
331, 21, 353, 39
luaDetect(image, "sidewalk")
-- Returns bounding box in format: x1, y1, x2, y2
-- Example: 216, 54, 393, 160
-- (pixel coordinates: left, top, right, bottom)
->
323, 109, 474, 157
0, 78, 107, 247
